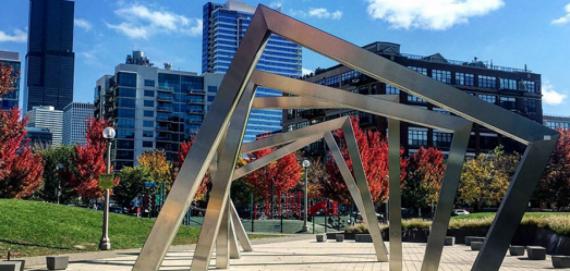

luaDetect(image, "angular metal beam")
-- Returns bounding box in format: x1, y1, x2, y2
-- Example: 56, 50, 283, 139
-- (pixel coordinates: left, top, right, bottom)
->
472, 137, 558, 270
252, 95, 398, 109
230, 200, 252, 252
132, 8, 270, 270
388, 119, 402, 271
341, 119, 389, 261
190, 85, 256, 271
421, 123, 472, 271
228, 203, 241, 259
216, 202, 231, 269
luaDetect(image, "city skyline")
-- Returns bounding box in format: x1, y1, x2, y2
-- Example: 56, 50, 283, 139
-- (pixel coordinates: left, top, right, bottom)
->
0, 0, 569, 115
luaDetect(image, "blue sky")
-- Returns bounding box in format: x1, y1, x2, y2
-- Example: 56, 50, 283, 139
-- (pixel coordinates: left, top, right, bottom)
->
1, 0, 569, 115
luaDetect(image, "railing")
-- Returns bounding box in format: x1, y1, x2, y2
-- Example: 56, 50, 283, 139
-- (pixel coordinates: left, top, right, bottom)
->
400, 53, 531, 73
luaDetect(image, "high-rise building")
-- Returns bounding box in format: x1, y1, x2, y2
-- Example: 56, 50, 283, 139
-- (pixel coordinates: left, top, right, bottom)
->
26, 105, 63, 146
25, 127, 53, 147
95, 51, 222, 169
287, 41, 543, 155
63, 102, 95, 145
24, 0, 75, 112
0, 51, 21, 110
544, 115, 570, 130
202, 0, 302, 141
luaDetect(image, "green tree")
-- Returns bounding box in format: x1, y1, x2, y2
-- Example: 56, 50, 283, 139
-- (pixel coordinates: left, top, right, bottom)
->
39, 146, 76, 203
138, 150, 173, 188
113, 166, 150, 209
458, 146, 519, 209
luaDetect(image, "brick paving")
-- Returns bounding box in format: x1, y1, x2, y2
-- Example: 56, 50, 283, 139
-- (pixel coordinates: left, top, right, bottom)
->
33, 237, 566, 270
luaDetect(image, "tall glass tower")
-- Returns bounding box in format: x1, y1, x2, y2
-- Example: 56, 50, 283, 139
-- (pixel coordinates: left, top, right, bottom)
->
202, 1, 302, 142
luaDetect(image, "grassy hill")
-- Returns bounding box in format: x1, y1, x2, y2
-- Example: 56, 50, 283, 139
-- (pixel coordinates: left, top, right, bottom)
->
0, 199, 200, 258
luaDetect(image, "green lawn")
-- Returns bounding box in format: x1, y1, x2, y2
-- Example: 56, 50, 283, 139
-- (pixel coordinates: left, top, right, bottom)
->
0, 199, 274, 258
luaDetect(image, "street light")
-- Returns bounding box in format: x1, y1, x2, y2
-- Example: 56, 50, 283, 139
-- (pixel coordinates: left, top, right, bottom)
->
99, 126, 115, 250
301, 159, 311, 232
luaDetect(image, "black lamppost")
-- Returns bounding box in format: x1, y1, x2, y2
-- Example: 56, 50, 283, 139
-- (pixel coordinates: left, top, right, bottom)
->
99, 126, 115, 250
301, 159, 311, 232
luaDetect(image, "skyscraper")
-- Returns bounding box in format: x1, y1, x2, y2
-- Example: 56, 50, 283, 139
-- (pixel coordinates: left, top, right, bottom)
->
26, 105, 64, 146
95, 51, 222, 169
0, 51, 20, 110
202, 0, 302, 141
24, 0, 75, 112
63, 102, 95, 145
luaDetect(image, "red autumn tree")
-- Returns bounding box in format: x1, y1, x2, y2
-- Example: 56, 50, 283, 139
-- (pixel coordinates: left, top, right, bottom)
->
536, 129, 570, 209
323, 117, 407, 203
0, 64, 16, 97
0, 108, 44, 198
176, 138, 210, 201
403, 146, 446, 209
71, 118, 110, 199
245, 148, 302, 216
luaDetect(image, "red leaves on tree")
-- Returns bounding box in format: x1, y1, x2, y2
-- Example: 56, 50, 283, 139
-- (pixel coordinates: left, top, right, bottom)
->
0, 108, 44, 198
537, 129, 570, 208
0, 64, 17, 97
245, 148, 302, 215
407, 146, 446, 206
70, 118, 109, 199
324, 116, 407, 203
176, 138, 210, 200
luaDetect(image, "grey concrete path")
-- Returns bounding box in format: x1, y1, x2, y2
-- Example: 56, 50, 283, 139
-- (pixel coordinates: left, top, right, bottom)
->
27, 236, 567, 270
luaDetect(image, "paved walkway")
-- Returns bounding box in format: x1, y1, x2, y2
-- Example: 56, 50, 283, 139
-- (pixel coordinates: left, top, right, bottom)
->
29, 237, 566, 270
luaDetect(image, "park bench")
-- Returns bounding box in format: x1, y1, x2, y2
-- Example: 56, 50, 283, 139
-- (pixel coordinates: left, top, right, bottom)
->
335, 234, 344, 242
316, 234, 326, 242
526, 246, 546, 260
46, 256, 69, 270
509, 245, 525, 256
552, 255, 570, 268
0, 261, 22, 271
471, 241, 483, 251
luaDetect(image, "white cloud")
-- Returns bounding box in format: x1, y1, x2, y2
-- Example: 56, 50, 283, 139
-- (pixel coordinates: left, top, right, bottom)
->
107, 4, 202, 39
308, 8, 343, 20
542, 82, 567, 106
270, 1, 283, 10
0, 29, 27, 43
552, 3, 570, 25
74, 18, 92, 31
366, 0, 504, 30
302, 67, 314, 76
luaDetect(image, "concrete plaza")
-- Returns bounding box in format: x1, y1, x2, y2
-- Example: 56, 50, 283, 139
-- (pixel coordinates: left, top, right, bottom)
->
29, 236, 564, 270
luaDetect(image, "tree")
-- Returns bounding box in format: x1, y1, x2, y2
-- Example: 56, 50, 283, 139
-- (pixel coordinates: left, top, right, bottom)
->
71, 118, 110, 200
458, 146, 519, 209
113, 166, 150, 209
535, 129, 570, 209
402, 147, 445, 210
176, 139, 210, 201
138, 150, 172, 187
245, 149, 302, 216
323, 117, 407, 203
39, 145, 76, 203
0, 64, 17, 97
0, 109, 44, 198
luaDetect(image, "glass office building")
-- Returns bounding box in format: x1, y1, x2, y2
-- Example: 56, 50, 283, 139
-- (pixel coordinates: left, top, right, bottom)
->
202, 0, 302, 142
63, 102, 95, 145
0, 51, 20, 110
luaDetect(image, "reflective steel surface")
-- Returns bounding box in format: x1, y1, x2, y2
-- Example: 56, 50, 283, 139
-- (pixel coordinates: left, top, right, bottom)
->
388, 119, 402, 271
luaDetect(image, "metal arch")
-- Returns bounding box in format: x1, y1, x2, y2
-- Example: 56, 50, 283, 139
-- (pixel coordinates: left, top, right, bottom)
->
388, 119, 402, 270
230, 200, 253, 252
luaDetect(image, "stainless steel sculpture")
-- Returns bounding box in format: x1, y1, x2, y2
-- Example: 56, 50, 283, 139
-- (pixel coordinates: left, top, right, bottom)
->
133, 5, 558, 271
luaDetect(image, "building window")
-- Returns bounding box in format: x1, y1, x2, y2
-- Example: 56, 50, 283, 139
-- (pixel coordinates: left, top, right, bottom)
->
144, 100, 154, 107
408, 66, 428, 76
144, 110, 154, 117
144, 90, 154, 97
143, 141, 154, 148
455, 73, 474, 86
499, 78, 517, 90
116, 88, 136, 98
521, 80, 536, 93
144, 79, 155, 87
431, 69, 451, 84
499, 97, 516, 110
117, 72, 137, 87
386, 84, 400, 95
478, 75, 496, 88
433, 130, 452, 148
143, 130, 154, 138
408, 127, 428, 146
208, 86, 218, 93
523, 98, 538, 113
407, 94, 425, 103
478, 95, 496, 104
545, 120, 570, 130
143, 120, 154, 127
117, 98, 135, 108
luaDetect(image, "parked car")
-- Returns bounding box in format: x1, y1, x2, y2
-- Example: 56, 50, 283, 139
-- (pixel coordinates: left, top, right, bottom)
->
451, 209, 470, 216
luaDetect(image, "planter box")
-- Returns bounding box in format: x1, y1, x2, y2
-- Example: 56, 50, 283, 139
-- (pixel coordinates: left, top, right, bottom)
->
336, 234, 345, 242
552, 255, 570, 268
316, 234, 326, 243
527, 246, 546, 260
355, 234, 373, 243
471, 241, 483, 251
46, 256, 69, 270
444, 236, 455, 246
509, 246, 525, 256
471, 237, 486, 244
0, 262, 22, 271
